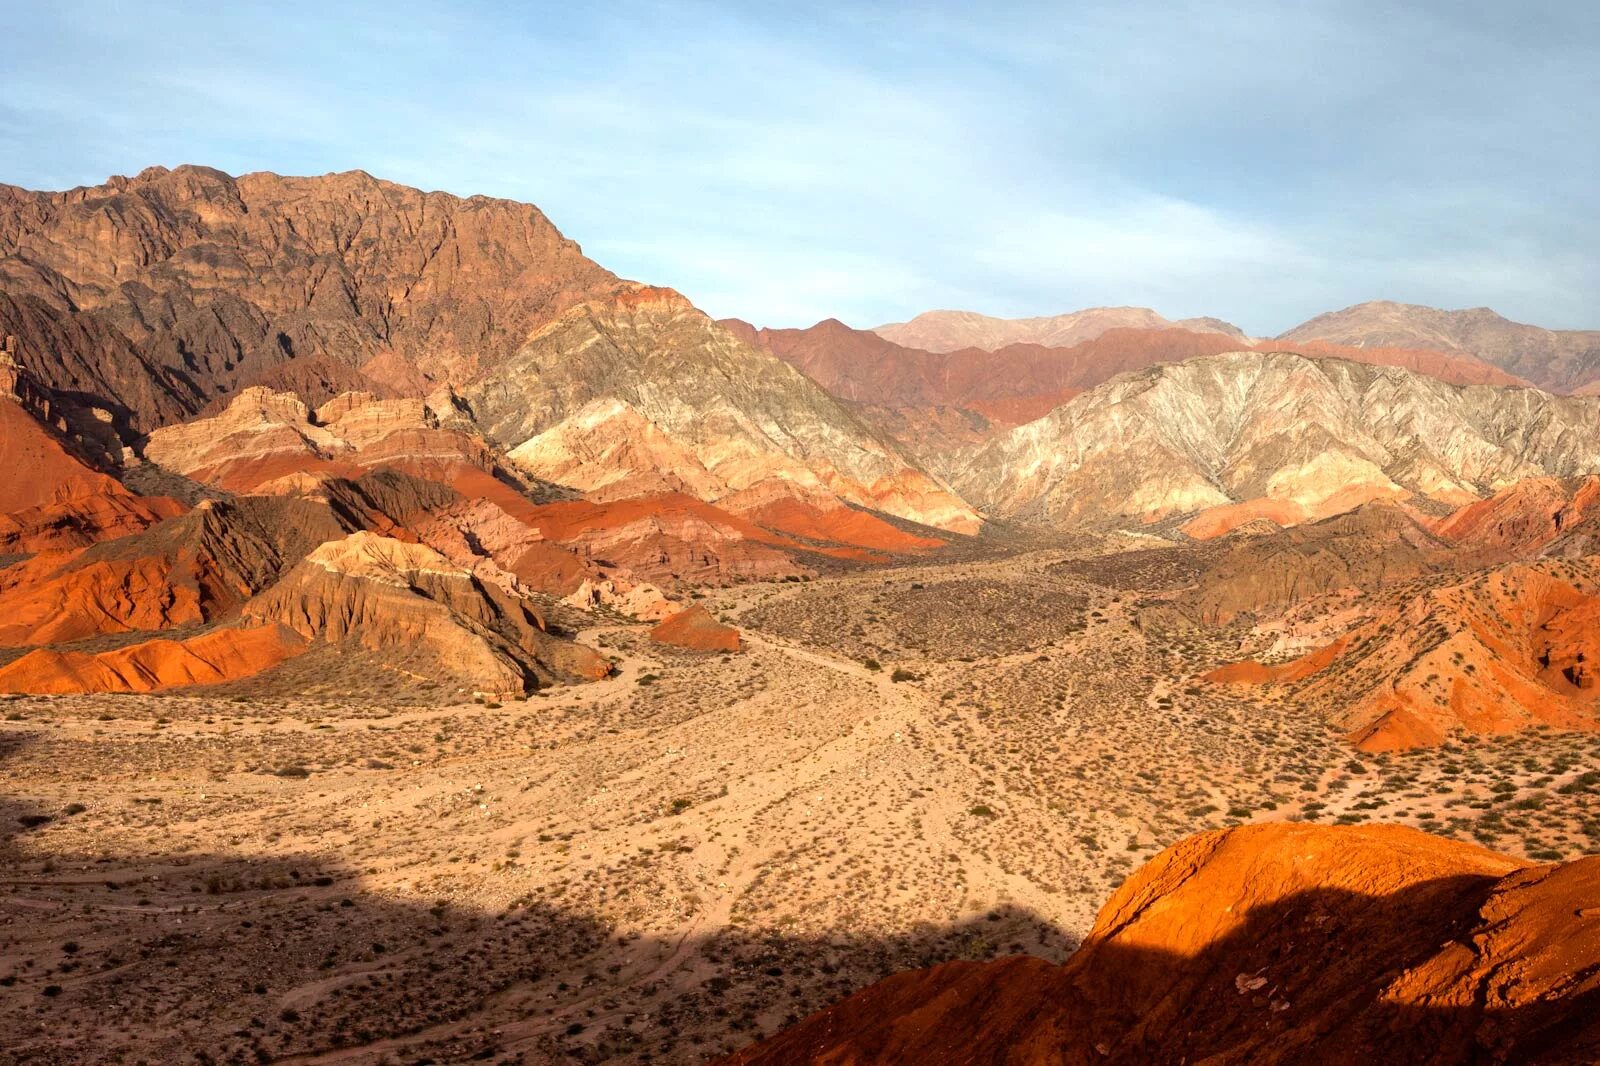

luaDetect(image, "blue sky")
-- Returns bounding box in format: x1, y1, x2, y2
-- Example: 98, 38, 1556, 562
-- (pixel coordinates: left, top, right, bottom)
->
4, 0, 1597, 334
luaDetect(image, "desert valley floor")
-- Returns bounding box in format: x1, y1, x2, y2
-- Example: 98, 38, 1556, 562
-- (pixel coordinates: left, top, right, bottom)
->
5, 539, 1598, 1065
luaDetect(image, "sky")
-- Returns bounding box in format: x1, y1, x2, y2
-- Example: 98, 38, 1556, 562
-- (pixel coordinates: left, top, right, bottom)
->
3, 0, 1597, 335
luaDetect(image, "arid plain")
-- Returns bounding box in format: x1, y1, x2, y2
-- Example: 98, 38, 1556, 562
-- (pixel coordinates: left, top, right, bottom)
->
6, 536, 1599, 1065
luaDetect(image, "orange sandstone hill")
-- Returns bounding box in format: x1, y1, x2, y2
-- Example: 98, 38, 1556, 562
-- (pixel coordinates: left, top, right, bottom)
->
1208, 556, 1600, 751
723, 823, 1600, 1065
0, 350, 184, 555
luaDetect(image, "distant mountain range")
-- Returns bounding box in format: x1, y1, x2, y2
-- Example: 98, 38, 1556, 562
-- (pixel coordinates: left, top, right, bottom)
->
1281, 300, 1600, 393
4, 164, 1600, 698
869, 300, 1600, 392
871, 306, 1252, 351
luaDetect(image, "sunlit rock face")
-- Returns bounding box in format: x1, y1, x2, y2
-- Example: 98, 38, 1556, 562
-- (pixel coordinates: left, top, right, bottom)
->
724, 822, 1600, 1065
958, 350, 1600, 531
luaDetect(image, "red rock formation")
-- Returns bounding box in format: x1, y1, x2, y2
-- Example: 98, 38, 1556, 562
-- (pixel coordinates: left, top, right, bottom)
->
721, 481, 944, 556
242, 532, 609, 692
649, 605, 741, 653
1435, 475, 1600, 558
0, 389, 183, 555
0, 495, 363, 647
1209, 558, 1600, 750
961, 388, 1083, 426
0, 624, 307, 694
724, 823, 1600, 1065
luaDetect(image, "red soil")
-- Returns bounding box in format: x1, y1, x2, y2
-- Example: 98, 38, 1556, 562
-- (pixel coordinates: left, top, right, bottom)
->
742, 497, 943, 554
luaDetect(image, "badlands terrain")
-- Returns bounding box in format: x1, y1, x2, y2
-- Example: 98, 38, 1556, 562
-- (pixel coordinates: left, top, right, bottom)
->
1, 166, 1599, 1063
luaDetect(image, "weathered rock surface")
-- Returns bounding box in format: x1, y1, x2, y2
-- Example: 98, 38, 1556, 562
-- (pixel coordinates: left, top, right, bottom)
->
512, 494, 820, 586
1282, 300, 1600, 393
724, 823, 1600, 1065
242, 531, 608, 692
0, 479, 453, 648
959, 351, 1600, 530
0, 165, 619, 426
468, 288, 979, 534
649, 605, 741, 653
1211, 557, 1600, 750
0, 372, 183, 554
1435, 475, 1600, 559
507, 398, 727, 501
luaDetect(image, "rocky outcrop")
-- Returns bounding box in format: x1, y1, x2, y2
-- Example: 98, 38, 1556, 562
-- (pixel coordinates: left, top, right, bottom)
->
506, 398, 726, 501
1281, 300, 1600, 393
241, 532, 609, 692
1210, 557, 1600, 750
514, 494, 819, 586
649, 605, 741, 652
0, 483, 445, 648
719, 479, 945, 556
724, 823, 1600, 1064
0, 376, 184, 555
0, 624, 307, 694
872, 306, 1251, 352
0, 165, 620, 427
138, 386, 506, 497
1182, 503, 1454, 624
466, 288, 979, 534
959, 351, 1600, 530
1435, 475, 1600, 559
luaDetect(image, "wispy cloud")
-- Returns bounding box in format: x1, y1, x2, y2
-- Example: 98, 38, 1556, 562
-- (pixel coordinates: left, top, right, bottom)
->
3, 1, 1597, 333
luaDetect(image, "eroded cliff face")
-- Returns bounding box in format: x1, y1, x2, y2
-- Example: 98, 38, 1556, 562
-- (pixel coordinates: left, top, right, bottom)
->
724, 823, 1600, 1065
958, 351, 1600, 530
0, 165, 619, 423
242, 531, 609, 693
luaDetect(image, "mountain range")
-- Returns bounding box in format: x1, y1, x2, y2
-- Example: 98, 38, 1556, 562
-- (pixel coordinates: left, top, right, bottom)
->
4, 163, 1600, 1064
